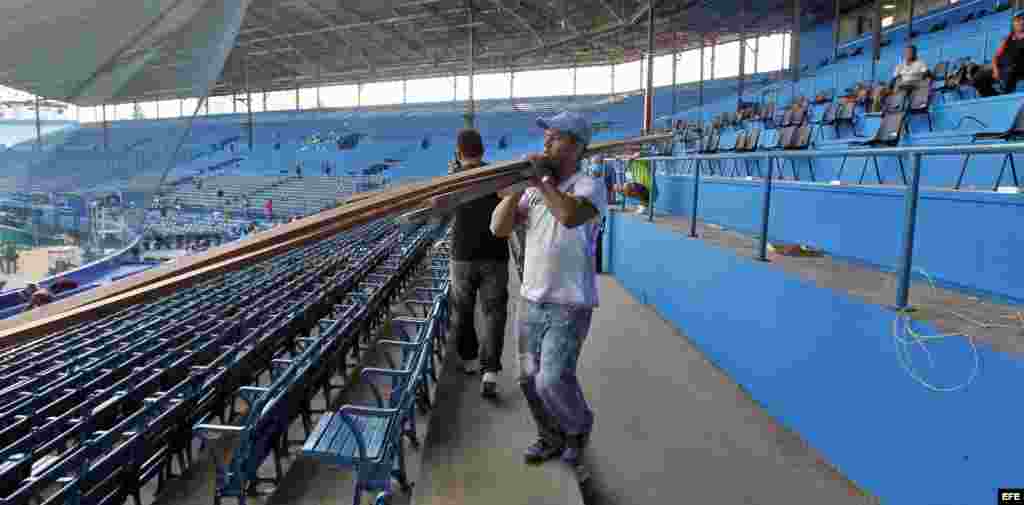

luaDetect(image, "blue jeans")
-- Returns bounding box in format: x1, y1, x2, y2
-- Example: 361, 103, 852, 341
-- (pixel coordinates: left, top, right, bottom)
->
516, 298, 594, 442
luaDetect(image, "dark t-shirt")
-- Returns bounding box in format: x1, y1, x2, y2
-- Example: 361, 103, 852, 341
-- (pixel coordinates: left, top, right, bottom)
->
1004, 35, 1024, 70
452, 163, 509, 262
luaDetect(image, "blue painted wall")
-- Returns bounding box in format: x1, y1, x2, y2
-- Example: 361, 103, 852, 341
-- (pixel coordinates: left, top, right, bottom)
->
650, 174, 1024, 303
605, 210, 1024, 505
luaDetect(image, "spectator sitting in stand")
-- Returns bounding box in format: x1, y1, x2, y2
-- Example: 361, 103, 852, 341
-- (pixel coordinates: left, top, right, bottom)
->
892, 45, 929, 88
22, 283, 53, 309
51, 277, 78, 295
974, 13, 1024, 97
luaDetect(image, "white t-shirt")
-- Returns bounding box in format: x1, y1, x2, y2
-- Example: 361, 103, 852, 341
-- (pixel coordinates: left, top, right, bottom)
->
894, 60, 928, 84
516, 171, 608, 308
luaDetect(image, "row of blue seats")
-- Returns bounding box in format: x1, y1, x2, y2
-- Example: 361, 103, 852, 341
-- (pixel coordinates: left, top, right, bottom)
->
0, 219, 398, 505
190, 225, 413, 505
303, 230, 451, 505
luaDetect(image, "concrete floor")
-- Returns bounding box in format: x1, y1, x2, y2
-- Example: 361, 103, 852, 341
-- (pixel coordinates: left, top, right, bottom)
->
578, 277, 875, 505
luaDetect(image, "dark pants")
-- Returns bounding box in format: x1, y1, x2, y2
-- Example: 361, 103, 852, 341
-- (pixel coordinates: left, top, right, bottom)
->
449, 260, 509, 373
974, 65, 1023, 97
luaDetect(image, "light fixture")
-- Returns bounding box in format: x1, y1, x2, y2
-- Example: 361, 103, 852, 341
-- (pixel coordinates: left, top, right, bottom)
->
883, 4, 896, 9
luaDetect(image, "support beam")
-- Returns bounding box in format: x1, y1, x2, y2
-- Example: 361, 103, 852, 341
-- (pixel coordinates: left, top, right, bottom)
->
738, 15, 746, 106
642, 1, 655, 134
491, 0, 544, 45
671, 49, 678, 115
598, 0, 625, 23
872, 0, 882, 82
791, 0, 801, 84
907, 0, 916, 38
832, 0, 840, 60
699, 40, 705, 121
328, 2, 429, 59
34, 95, 41, 152
466, 0, 476, 128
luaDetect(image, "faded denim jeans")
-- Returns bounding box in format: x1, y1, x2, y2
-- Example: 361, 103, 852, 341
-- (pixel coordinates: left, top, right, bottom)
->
449, 260, 509, 373
516, 298, 594, 442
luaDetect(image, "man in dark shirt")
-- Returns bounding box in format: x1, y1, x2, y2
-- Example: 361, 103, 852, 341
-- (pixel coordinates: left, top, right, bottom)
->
975, 14, 1024, 97
449, 128, 510, 398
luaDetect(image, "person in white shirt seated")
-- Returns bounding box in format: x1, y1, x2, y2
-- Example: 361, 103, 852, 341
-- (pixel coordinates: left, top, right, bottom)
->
892, 45, 929, 87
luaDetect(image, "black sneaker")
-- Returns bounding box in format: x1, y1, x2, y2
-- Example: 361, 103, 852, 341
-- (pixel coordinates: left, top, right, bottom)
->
523, 438, 564, 465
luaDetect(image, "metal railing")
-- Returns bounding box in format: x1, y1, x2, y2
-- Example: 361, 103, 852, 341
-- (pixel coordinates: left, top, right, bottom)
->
636, 141, 1024, 310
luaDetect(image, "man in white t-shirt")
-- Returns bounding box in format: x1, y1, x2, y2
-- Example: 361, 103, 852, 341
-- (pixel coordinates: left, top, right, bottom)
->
491, 110, 606, 477
893, 45, 928, 87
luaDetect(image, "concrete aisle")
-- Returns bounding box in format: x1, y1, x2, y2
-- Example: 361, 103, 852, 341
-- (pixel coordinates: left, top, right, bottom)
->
413, 279, 583, 505
579, 276, 874, 505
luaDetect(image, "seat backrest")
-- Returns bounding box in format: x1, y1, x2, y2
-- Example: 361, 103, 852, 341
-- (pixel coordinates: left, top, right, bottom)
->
792, 106, 808, 126
774, 126, 795, 148
709, 129, 722, 151
731, 131, 747, 150
884, 89, 908, 113
781, 108, 794, 127
837, 101, 856, 120
909, 81, 932, 110
786, 125, 813, 150
745, 128, 761, 151
821, 103, 837, 123
869, 85, 888, 113
874, 112, 906, 144
1009, 104, 1024, 134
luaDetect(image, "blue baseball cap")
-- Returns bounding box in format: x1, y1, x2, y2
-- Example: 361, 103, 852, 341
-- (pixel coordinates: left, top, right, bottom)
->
537, 110, 592, 148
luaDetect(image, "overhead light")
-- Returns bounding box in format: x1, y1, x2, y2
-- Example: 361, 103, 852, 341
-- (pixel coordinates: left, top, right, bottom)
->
883, 4, 896, 9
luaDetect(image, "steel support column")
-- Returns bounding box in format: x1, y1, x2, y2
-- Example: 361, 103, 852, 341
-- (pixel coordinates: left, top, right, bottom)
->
833, 0, 841, 60
671, 49, 678, 115
642, 1, 655, 134
872, 0, 882, 82
895, 153, 923, 310
465, 0, 476, 129
102, 104, 109, 151
738, 29, 747, 107
245, 55, 253, 151
699, 40, 705, 121
791, 0, 801, 84
907, 0, 916, 39
34, 95, 41, 152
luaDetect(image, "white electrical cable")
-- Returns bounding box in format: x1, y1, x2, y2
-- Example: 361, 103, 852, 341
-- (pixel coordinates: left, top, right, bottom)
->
891, 268, 982, 393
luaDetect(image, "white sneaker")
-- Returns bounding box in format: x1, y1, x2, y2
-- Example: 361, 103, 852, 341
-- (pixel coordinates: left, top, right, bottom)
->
481, 371, 499, 398
459, 358, 479, 375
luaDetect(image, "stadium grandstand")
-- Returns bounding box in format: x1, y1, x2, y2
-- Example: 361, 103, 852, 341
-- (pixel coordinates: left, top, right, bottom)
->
0, 0, 1020, 504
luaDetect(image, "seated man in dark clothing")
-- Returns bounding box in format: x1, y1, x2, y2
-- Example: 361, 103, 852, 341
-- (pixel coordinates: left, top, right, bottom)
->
22, 283, 53, 309
974, 14, 1024, 97
51, 277, 78, 295
449, 128, 510, 398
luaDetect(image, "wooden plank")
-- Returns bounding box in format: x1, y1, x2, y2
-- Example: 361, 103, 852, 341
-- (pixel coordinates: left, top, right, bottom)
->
0, 133, 671, 350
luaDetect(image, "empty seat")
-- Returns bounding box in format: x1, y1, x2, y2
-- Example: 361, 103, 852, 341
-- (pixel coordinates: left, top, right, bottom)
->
955, 103, 1024, 191
837, 112, 908, 185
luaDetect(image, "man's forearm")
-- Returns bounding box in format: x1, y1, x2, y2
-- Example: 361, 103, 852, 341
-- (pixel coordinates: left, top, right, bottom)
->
536, 183, 597, 228
490, 193, 521, 238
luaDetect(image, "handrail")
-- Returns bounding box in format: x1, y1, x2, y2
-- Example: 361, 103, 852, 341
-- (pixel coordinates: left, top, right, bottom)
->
637, 140, 1024, 162
629, 137, 1024, 312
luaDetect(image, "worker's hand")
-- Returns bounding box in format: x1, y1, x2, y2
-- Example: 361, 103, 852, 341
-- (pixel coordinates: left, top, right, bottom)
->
994, 66, 1001, 81
523, 153, 555, 187
497, 186, 524, 199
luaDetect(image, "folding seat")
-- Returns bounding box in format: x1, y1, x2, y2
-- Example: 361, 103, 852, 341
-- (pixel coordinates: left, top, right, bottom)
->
954, 103, 1024, 190
783, 125, 817, 181
837, 112, 908, 185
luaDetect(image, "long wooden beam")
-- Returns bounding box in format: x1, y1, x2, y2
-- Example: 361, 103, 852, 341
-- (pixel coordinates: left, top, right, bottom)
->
0, 133, 672, 350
